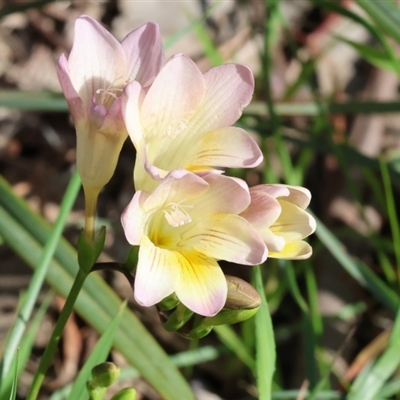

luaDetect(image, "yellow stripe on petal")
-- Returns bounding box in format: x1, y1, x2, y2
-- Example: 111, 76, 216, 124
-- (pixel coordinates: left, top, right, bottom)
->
175, 251, 227, 317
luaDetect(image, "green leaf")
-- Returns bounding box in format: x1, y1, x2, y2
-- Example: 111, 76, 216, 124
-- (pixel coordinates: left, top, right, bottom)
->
348, 307, 400, 400
213, 325, 255, 371
312, 212, 400, 312
335, 36, 400, 72
67, 304, 126, 400
357, 0, 400, 45
0, 292, 53, 399
254, 266, 276, 400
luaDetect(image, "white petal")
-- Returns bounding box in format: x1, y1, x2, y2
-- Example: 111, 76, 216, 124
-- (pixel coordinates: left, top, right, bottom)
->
134, 236, 179, 306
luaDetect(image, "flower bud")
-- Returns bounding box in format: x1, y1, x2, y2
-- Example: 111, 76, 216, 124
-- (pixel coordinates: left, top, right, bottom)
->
224, 275, 261, 310
91, 362, 120, 388
110, 387, 137, 400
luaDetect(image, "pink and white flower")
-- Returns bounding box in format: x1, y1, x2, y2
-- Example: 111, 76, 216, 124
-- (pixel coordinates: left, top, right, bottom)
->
121, 171, 267, 316
122, 54, 262, 192
57, 15, 163, 193
241, 184, 316, 259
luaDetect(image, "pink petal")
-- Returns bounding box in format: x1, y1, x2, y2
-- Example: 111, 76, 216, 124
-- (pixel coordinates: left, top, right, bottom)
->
121, 190, 149, 245
255, 184, 312, 209
251, 184, 290, 200
183, 127, 263, 170
241, 188, 282, 229
196, 64, 254, 131
68, 15, 127, 109
122, 81, 145, 147
192, 173, 251, 216
99, 96, 127, 137
134, 236, 179, 306
184, 214, 267, 265
143, 170, 209, 212
121, 22, 164, 87
175, 251, 227, 316
141, 54, 205, 137
56, 54, 86, 124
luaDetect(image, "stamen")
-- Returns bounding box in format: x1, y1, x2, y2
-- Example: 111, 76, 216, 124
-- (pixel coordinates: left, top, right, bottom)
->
164, 120, 188, 138
163, 199, 194, 227
95, 76, 124, 106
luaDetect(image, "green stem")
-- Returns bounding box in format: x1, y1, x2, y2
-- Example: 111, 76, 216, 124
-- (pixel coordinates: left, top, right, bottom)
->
84, 187, 100, 241
26, 268, 89, 400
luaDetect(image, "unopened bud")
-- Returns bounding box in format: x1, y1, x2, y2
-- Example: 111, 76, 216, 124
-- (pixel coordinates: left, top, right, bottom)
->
110, 387, 137, 400
224, 275, 261, 310
86, 380, 107, 400
91, 362, 120, 388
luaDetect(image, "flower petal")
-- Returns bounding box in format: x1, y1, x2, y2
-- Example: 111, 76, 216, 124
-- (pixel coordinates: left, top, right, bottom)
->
193, 63, 254, 131
143, 169, 209, 212
121, 22, 164, 87
241, 189, 282, 230
68, 15, 127, 109
183, 127, 263, 170
121, 190, 149, 245
271, 200, 316, 241
192, 173, 251, 216
255, 184, 312, 209
175, 251, 227, 316
141, 54, 205, 138
269, 241, 313, 260
184, 214, 267, 265
134, 236, 179, 306
123, 80, 146, 147
56, 54, 86, 124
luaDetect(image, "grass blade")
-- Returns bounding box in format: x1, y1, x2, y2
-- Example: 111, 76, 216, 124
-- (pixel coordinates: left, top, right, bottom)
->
254, 266, 276, 400
67, 303, 126, 400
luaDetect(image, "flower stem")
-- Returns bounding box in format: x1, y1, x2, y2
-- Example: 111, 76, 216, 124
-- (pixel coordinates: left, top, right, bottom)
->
26, 268, 89, 400
84, 187, 100, 241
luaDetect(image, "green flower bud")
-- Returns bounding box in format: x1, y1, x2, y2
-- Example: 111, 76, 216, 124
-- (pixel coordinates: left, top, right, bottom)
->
187, 276, 261, 332
86, 380, 107, 400
202, 307, 260, 327
110, 387, 137, 400
91, 362, 120, 388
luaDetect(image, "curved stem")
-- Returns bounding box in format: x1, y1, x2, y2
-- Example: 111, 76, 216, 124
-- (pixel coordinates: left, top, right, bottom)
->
27, 268, 89, 400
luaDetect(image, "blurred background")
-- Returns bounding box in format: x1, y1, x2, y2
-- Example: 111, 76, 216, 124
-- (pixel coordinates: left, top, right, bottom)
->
1, 0, 400, 399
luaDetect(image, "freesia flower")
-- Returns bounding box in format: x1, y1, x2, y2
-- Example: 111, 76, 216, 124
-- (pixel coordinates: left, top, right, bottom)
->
241, 184, 316, 259
122, 54, 262, 192
57, 15, 163, 206
121, 170, 267, 316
